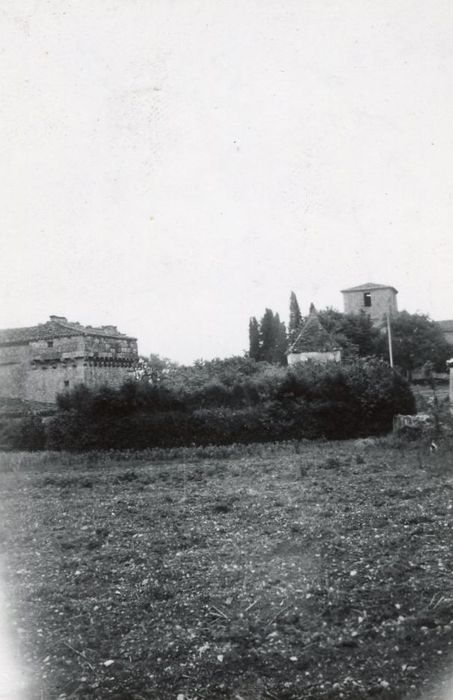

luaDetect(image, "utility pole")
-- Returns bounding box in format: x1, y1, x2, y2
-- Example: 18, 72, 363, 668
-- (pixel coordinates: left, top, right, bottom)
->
386, 312, 394, 368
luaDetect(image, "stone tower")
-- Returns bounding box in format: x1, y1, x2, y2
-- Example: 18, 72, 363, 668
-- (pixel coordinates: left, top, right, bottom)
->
341, 283, 398, 325
0, 316, 138, 404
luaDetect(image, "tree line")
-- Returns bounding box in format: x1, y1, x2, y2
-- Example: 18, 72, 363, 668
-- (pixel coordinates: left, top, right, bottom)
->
3, 355, 415, 450
248, 291, 452, 377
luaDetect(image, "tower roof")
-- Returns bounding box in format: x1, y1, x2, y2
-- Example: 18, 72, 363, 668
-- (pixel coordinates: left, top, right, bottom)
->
288, 304, 339, 353
341, 282, 398, 294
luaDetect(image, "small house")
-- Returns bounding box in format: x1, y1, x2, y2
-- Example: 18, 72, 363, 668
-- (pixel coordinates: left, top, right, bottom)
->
287, 304, 341, 365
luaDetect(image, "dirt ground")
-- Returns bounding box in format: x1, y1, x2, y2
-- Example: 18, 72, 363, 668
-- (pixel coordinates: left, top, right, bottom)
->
1, 440, 453, 699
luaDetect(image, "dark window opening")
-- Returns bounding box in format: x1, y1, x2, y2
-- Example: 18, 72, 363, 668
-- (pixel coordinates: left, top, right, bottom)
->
64, 380, 70, 388
364, 292, 372, 307
47, 340, 54, 347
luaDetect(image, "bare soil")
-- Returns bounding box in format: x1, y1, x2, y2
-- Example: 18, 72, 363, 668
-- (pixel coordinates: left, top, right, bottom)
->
1, 440, 453, 699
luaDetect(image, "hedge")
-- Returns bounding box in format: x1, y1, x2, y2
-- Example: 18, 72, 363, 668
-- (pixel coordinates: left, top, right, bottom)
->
37, 358, 415, 451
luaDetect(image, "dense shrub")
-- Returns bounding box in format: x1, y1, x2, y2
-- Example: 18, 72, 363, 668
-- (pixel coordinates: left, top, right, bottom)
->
0, 416, 46, 451
56, 381, 183, 415
43, 358, 415, 450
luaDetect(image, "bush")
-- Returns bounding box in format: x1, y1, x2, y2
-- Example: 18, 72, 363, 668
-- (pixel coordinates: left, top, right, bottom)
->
44, 358, 415, 450
0, 416, 46, 451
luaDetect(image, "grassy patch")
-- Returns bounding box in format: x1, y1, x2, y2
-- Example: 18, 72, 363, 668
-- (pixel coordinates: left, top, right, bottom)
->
1, 440, 453, 698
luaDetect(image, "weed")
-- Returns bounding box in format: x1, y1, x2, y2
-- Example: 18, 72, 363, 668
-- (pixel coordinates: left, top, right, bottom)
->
299, 464, 309, 478
323, 456, 342, 470
115, 470, 139, 483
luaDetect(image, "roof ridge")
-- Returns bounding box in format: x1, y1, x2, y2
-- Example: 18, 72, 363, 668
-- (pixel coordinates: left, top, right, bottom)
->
0, 318, 136, 343
49, 319, 134, 339
341, 282, 398, 293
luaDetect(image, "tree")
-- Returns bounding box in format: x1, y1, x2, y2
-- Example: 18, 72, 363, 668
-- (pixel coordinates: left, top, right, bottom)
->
341, 312, 385, 357
259, 309, 276, 363
134, 354, 179, 384
387, 311, 452, 379
316, 308, 451, 377
259, 309, 287, 365
248, 317, 260, 360
288, 291, 303, 345
317, 308, 384, 358
273, 313, 288, 365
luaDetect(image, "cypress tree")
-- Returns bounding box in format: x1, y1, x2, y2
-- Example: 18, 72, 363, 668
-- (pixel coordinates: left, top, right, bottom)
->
288, 291, 303, 345
248, 317, 261, 360
257, 309, 288, 365
259, 308, 276, 363
273, 313, 288, 365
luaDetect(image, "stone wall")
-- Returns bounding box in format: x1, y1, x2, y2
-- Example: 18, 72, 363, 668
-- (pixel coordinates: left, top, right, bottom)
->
83, 336, 137, 358
343, 287, 398, 324
0, 343, 29, 398
25, 361, 86, 403
83, 361, 135, 391
30, 336, 85, 359
0, 344, 31, 365
24, 360, 135, 403
287, 350, 341, 365
0, 363, 26, 399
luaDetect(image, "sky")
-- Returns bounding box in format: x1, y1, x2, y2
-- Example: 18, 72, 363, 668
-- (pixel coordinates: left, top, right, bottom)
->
1, 0, 453, 364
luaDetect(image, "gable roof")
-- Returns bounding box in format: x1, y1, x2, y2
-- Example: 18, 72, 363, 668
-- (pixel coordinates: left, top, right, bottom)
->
0, 317, 136, 345
288, 305, 340, 353
341, 282, 398, 294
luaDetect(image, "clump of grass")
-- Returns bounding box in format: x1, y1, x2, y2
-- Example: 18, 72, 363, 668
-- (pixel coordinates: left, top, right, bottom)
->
424, 448, 453, 477
41, 474, 94, 489
299, 465, 308, 478
212, 494, 239, 514
0, 440, 313, 473
0, 438, 375, 475
323, 456, 342, 470
114, 470, 139, 483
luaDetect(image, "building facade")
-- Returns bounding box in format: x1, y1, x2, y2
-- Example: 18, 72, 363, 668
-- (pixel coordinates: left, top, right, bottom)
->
341, 282, 398, 324
0, 316, 138, 404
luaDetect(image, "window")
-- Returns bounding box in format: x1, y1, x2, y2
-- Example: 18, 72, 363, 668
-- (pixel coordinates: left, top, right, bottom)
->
364, 292, 372, 307
47, 340, 54, 347
64, 380, 70, 388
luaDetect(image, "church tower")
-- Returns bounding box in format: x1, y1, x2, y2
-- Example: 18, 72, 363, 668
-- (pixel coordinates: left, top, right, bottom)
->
341, 283, 398, 325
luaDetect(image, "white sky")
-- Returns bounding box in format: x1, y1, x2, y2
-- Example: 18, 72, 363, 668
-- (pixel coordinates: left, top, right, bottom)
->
1, 0, 453, 363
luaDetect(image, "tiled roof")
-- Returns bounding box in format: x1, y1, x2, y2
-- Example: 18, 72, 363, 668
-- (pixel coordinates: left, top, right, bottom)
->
0, 317, 136, 345
341, 282, 398, 293
0, 324, 79, 344
438, 320, 453, 332
56, 319, 136, 340
288, 305, 340, 353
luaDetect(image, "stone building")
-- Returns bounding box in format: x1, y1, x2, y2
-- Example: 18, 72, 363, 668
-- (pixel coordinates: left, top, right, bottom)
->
287, 304, 341, 365
0, 316, 138, 404
341, 282, 398, 324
